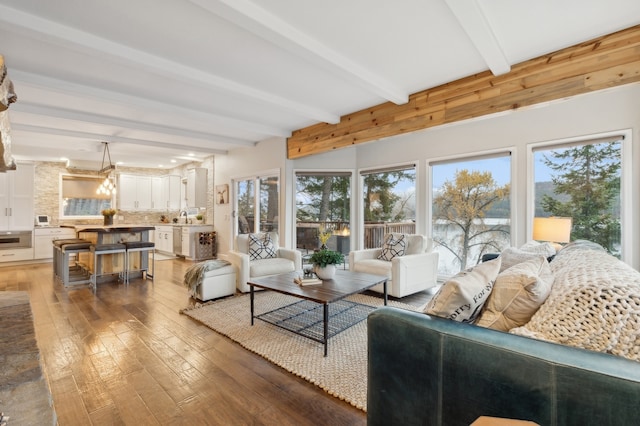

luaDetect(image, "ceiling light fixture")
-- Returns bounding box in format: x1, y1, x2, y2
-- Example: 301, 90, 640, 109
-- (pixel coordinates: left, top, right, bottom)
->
96, 142, 117, 196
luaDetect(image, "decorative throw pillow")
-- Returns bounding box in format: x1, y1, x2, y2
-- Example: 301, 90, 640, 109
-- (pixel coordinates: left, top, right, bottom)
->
248, 233, 277, 260
424, 258, 501, 323
519, 241, 556, 258
378, 233, 406, 261
476, 255, 554, 331
499, 247, 547, 272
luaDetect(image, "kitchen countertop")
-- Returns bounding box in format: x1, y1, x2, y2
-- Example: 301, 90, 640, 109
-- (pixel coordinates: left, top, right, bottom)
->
74, 225, 156, 233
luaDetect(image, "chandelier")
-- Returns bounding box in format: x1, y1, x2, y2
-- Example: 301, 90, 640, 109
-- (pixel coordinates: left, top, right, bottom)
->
96, 142, 117, 196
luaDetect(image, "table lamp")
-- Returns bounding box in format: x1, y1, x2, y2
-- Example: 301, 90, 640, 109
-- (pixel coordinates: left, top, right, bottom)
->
533, 217, 572, 251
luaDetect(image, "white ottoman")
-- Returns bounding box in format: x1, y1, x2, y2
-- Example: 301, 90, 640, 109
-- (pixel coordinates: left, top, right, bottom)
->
191, 264, 237, 301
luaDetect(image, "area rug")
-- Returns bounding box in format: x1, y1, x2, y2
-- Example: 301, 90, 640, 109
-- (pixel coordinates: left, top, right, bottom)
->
181, 291, 419, 411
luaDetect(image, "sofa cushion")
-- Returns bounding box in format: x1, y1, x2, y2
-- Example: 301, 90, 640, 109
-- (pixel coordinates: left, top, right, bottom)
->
476, 255, 554, 331
499, 247, 548, 272
249, 257, 296, 277
351, 258, 392, 278
378, 234, 406, 261
248, 233, 277, 260
424, 258, 501, 323
520, 240, 556, 258
510, 245, 640, 362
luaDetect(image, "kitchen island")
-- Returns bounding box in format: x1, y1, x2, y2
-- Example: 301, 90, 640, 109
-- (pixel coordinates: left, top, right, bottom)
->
73, 225, 155, 283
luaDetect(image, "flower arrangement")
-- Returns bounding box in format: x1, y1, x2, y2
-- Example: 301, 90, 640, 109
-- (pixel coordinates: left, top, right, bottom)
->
309, 249, 344, 268
101, 208, 117, 216
318, 227, 332, 246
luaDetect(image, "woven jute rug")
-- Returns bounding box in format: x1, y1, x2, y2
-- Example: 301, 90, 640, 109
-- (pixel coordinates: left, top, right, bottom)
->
181, 291, 418, 411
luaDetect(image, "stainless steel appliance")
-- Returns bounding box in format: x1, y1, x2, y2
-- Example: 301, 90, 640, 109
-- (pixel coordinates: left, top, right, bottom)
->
173, 226, 182, 256
0, 230, 32, 249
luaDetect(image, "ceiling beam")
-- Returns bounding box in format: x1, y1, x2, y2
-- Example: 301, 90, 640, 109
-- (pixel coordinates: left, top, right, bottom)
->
189, 0, 409, 105
287, 25, 640, 159
13, 101, 257, 147
445, 0, 511, 75
12, 123, 229, 154
0, 4, 339, 124
12, 70, 290, 138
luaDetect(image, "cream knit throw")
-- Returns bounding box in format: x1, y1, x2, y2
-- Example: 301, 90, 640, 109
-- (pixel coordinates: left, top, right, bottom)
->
510, 243, 640, 361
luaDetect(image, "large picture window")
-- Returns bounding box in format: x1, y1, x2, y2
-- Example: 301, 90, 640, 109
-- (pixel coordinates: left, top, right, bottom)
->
295, 171, 351, 254
60, 174, 114, 218
431, 153, 511, 277
533, 135, 623, 257
234, 172, 279, 236
361, 164, 416, 249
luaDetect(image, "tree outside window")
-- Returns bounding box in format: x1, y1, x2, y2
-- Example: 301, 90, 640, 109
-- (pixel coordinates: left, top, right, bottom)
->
431, 155, 511, 276
534, 139, 622, 256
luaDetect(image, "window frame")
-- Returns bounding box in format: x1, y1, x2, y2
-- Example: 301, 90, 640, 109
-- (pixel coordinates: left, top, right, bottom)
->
59, 172, 115, 220
527, 129, 632, 263
428, 148, 516, 278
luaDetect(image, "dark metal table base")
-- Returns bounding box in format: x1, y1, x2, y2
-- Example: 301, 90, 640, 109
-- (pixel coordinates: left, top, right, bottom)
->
253, 297, 375, 356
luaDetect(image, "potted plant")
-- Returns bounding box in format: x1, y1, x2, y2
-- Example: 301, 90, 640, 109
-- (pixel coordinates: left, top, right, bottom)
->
195, 214, 204, 224
101, 208, 117, 226
309, 249, 344, 280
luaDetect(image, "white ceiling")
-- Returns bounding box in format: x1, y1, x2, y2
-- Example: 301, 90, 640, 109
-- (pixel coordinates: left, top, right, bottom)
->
1, 0, 639, 169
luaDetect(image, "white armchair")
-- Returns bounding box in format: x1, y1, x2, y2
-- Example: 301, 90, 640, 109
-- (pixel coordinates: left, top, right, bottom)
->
222, 232, 302, 293
349, 233, 439, 298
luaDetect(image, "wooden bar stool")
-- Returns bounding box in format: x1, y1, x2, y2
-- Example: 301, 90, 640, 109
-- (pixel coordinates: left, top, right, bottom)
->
124, 241, 155, 284
89, 243, 127, 291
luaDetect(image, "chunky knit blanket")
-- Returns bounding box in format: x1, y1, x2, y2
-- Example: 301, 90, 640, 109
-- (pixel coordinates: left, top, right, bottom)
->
510, 241, 640, 361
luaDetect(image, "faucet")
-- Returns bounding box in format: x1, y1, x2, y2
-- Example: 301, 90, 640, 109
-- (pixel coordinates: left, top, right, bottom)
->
179, 210, 187, 223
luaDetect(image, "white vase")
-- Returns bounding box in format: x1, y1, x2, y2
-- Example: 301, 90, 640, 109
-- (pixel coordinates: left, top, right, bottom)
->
314, 264, 336, 280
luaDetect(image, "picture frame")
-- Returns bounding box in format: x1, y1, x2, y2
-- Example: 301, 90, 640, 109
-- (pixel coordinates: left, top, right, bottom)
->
216, 184, 229, 204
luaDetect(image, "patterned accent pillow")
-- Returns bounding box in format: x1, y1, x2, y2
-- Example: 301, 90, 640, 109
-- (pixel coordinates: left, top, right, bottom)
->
248, 233, 277, 260
424, 257, 501, 323
378, 234, 406, 261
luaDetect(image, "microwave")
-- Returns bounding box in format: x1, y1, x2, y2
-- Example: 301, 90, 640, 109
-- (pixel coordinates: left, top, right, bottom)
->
35, 215, 50, 227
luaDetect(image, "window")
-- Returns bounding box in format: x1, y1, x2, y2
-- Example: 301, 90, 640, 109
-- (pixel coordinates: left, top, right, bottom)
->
295, 171, 351, 254
234, 172, 279, 236
361, 164, 416, 249
532, 135, 624, 257
60, 174, 114, 218
430, 153, 511, 277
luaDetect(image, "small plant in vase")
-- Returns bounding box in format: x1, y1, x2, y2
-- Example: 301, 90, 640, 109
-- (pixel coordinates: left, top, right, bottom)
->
318, 228, 332, 250
195, 214, 204, 224
309, 249, 344, 280
101, 208, 117, 225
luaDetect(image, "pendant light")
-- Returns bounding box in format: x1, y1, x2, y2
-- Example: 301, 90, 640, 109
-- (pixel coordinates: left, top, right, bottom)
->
96, 142, 117, 196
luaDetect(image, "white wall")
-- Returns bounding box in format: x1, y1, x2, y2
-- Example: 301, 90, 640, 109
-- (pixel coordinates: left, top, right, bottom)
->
215, 83, 640, 269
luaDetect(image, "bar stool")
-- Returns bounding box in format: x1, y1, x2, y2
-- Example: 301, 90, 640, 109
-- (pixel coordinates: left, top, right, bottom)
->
60, 240, 92, 286
124, 241, 155, 284
89, 243, 127, 291
52, 238, 89, 282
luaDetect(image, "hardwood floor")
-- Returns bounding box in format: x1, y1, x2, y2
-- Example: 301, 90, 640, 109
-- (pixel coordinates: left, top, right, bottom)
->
2, 257, 432, 425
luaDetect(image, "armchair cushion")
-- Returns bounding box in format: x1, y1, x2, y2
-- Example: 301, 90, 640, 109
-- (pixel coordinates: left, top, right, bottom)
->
250, 257, 296, 277
378, 233, 406, 261
248, 233, 277, 260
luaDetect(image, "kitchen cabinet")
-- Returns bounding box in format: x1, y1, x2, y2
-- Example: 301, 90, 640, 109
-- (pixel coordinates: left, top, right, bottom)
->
186, 168, 207, 208
150, 175, 181, 211
118, 174, 152, 210
0, 163, 34, 231
34, 227, 76, 259
155, 225, 174, 254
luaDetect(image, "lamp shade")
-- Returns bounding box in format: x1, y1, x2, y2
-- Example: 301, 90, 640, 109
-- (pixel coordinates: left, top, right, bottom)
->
533, 217, 572, 243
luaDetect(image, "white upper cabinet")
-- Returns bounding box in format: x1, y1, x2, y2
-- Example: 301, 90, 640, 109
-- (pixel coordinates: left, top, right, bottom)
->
186, 168, 207, 208
119, 174, 152, 211
0, 163, 34, 231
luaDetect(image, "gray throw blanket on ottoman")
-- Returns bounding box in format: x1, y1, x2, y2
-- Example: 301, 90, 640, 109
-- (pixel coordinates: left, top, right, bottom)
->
183, 259, 231, 293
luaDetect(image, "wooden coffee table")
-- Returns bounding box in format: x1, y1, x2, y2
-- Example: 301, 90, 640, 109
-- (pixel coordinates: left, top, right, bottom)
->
248, 270, 388, 356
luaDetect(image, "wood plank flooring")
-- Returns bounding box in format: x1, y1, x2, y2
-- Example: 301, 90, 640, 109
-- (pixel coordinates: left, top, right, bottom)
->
0, 258, 432, 425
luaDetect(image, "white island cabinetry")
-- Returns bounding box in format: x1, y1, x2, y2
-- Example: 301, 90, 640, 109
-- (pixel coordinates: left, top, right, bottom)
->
34, 227, 77, 259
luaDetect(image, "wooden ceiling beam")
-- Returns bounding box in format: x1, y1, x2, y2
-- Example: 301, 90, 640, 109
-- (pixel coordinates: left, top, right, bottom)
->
287, 25, 640, 159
